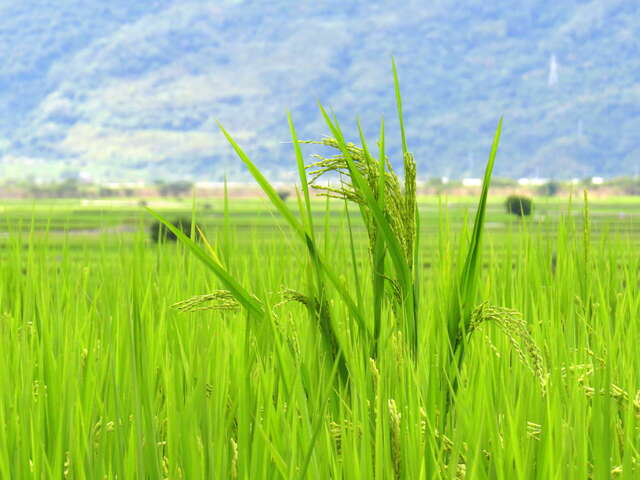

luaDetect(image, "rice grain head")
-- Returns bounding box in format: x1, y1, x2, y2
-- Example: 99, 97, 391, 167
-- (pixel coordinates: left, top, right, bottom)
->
303, 137, 417, 271
171, 290, 240, 312
467, 303, 547, 393
388, 398, 402, 480
230, 437, 238, 480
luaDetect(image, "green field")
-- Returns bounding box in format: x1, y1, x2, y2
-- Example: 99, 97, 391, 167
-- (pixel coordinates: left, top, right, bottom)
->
3, 194, 640, 253
0, 192, 639, 478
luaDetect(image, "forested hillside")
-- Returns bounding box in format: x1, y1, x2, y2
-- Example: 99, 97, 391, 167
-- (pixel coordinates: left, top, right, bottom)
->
0, 0, 637, 180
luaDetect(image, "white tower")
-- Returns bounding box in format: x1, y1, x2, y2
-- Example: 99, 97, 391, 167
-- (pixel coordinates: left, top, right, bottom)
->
548, 54, 559, 87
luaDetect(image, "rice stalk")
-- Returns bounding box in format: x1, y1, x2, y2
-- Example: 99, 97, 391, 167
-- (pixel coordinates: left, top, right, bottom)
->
387, 398, 402, 480
274, 288, 313, 309
230, 437, 238, 480
582, 383, 640, 418
303, 137, 416, 272
171, 290, 240, 312
466, 302, 547, 393
275, 288, 340, 365
444, 119, 502, 414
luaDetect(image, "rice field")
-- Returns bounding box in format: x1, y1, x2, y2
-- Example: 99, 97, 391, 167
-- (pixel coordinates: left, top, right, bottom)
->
2, 78, 640, 478
0, 187, 639, 479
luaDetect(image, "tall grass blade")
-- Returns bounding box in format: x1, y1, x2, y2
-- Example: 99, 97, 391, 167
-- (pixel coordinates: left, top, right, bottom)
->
288, 112, 315, 240
393, 58, 419, 355
372, 117, 387, 355
449, 117, 503, 344
446, 117, 502, 399
217, 122, 367, 331
218, 123, 306, 239
392, 58, 408, 158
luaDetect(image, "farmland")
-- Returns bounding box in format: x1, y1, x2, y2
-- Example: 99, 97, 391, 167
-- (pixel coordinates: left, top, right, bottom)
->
1, 193, 639, 478
3, 1, 640, 477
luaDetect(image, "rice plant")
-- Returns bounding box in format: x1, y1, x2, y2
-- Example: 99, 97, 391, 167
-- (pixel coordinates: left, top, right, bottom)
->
152, 62, 548, 463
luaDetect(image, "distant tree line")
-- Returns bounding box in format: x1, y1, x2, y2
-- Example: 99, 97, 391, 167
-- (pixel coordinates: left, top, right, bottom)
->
0, 179, 196, 198
154, 180, 193, 197
2, 176, 640, 199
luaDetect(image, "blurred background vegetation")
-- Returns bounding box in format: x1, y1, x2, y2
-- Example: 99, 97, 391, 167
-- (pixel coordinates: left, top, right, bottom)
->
0, 0, 638, 182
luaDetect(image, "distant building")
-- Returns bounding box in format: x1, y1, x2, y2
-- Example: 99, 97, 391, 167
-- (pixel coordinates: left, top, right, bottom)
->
105, 181, 146, 189
462, 178, 482, 187
518, 178, 548, 186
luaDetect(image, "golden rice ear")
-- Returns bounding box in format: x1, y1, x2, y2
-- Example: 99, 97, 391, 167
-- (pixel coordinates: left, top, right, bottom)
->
171, 290, 239, 313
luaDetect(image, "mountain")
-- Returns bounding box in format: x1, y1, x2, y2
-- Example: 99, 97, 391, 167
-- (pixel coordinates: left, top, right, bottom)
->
0, 0, 638, 181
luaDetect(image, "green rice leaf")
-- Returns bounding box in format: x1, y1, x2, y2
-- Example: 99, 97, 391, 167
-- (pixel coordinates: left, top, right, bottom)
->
288, 112, 315, 239
217, 121, 371, 340
449, 117, 503, 343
